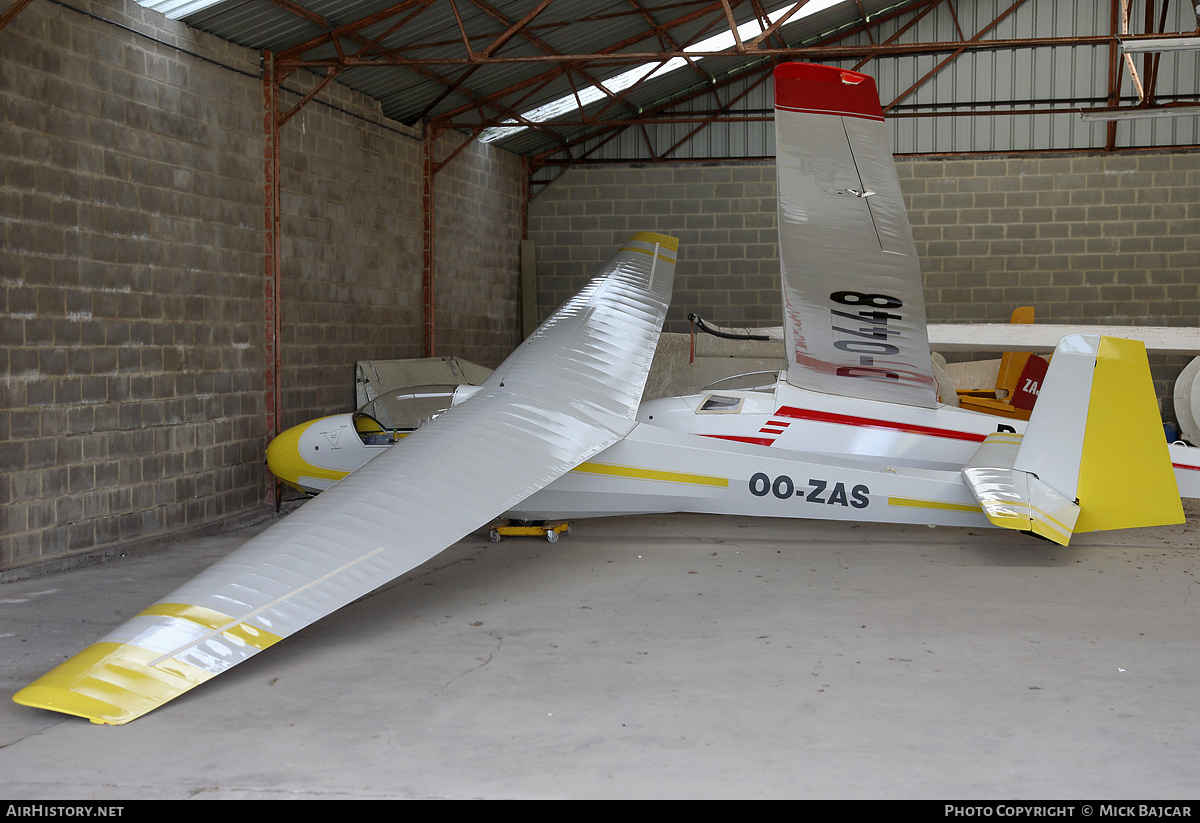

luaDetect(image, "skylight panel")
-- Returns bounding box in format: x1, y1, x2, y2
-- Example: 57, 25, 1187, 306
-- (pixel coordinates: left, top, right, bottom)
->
134, 0, 226, 20
479, 0, 846, 143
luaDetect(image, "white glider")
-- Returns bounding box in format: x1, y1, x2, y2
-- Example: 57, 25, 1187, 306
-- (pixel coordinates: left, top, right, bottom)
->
15, 233, 677, 724
15, 63, 1191, 725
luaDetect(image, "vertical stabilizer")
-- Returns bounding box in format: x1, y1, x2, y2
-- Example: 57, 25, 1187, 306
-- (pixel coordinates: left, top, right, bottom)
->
962, 334, 1183, 544
1071, 336, 1183, 532
774, 62, 936, 408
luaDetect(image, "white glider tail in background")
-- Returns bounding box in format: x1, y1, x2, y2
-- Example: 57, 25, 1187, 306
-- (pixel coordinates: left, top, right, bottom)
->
14, 234, 678, 725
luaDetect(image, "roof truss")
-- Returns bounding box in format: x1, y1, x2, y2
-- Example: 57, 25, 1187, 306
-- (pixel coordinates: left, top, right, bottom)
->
249, 0, 1199, 163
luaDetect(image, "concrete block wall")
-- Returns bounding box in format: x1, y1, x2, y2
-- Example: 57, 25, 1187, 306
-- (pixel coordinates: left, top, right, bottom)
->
277, 74, 426, 431
432, 131, 523, 368
527, 154, 1200, 418
901, 154, 1200, 412
903, 154, 1200, 326
1, 1, 524, 574
530, 163, 780, 332
2, 0, 267, 573
279, 109, 522, 430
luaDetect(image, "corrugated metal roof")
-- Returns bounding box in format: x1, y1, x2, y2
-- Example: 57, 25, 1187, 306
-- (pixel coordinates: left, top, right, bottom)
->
141, 0, 1199, 157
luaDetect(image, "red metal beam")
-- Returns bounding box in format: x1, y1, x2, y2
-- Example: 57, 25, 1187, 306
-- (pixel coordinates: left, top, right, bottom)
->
278, 68, 343, 127
422, 127, 437, 358
425, 0, 738, 124
1107, 0, 1122, 150
476, 0, 557, 58
277, 0, 437, 62
262, 50, 283, 506
292, 32, 1163, 70
0, 0, 33, 32
883, 0, 1032, 114
256, 0, 1196, 144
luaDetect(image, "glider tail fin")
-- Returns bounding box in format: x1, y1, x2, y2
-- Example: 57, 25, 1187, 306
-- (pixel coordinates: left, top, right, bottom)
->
962, 334, 1183, 545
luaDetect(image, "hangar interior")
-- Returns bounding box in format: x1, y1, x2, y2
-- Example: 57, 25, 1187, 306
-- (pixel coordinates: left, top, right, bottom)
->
2, 0, 1200, 799
3, 0, 1199, 576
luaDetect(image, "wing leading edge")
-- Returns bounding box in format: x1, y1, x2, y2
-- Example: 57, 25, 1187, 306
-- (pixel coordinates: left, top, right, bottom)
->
15, 232, 678, 724
775, 62, 936, 408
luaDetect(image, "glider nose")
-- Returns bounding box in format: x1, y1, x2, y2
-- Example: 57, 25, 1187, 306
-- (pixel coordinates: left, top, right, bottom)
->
266, 419, 316, 493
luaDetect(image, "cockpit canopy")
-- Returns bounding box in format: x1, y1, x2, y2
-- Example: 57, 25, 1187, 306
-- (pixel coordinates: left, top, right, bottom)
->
356, 384, 459, 433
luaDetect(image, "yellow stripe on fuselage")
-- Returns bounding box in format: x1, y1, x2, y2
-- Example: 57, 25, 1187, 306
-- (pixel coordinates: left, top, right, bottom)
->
887, 496, 982, 513
571, 461, 728, 488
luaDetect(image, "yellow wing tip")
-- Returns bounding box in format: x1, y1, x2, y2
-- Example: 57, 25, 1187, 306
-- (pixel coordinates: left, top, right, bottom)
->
13, 642, 215, 725
13, 683, 131, 725
629, 231, 679, 251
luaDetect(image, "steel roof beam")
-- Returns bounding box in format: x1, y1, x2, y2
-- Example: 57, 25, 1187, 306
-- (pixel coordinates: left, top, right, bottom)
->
431, 0, 745, 123
287, 32, 1171, 69
276, 0, 437, 62
0, 0, 35, 32
881, 0, 1032, 114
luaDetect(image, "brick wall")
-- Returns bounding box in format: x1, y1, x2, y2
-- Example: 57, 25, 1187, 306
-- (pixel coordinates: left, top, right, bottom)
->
527, 154, 1200, 418
2, 1, 267, 572
276, 74, 426, 430
530, 163, 780, 332
1, 1, 523, 574
432, 131, 523, 368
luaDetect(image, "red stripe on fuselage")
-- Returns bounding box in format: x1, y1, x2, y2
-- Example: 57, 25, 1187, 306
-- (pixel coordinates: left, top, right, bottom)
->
773, 406, 988, 443
702, 434, 777, 447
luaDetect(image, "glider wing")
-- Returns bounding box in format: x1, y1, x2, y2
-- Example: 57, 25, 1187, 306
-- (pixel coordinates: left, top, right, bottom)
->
15, 232, 678, 724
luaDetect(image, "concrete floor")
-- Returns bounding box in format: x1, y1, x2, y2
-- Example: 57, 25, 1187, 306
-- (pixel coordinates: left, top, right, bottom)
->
2, 504, 1198, 799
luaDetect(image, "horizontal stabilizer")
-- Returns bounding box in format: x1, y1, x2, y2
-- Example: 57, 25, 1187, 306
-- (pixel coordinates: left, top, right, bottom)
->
962, 432, 1080, 545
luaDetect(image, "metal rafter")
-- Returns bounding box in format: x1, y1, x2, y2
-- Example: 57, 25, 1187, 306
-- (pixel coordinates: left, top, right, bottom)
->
248, 0, 1197, 155
528, 1, 926, 175
460, 0, 648, 133
283, 30, 1198, 70
401, 1, 749, 123
0, 0, 35, 32
881, 0, 1033, 114
529, 54, 782, 171
271, 0, 552, 137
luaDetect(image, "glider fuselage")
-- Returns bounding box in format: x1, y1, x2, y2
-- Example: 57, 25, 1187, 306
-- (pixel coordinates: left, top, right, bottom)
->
272, 376, 1200, 530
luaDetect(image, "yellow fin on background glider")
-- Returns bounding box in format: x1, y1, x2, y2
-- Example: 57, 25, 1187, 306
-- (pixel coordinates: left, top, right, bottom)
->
1073, 336, 1183, 533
